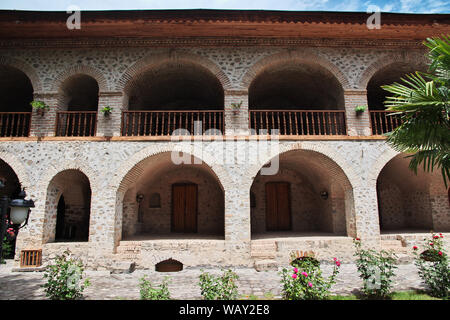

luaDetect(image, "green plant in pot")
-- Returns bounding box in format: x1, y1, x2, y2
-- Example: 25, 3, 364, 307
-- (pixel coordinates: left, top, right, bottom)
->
231, 101, 242, 115
30, 100, 50, 116
355, 105, 367, 116
101, 106, 113, 117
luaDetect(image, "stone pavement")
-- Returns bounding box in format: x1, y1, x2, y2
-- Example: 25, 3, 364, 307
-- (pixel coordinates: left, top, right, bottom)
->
0, 260, 426, 300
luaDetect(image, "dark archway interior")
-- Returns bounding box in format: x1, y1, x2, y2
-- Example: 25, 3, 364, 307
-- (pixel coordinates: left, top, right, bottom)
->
249, 63, 344, 110
155, 259, 183, 272
367, 63, 425, 110
127, 62, 224, 110
60, 74, 99, 111
0, 65, 33, 112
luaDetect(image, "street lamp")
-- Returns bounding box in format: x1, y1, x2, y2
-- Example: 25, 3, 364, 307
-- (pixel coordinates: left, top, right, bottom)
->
0, 180, 35, 263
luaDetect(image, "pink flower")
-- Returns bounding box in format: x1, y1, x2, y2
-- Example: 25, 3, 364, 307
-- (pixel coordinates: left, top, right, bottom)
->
293, 268, 298, 273
292, 274, 297, 279
438, 251, 443, 256
335, 260, 341, 267
434, 235, 439, 239
308, 282, 313, 288
413, 246, 418, 250
430, 243, 434, 246
301, 272, 308, 277
439, 234, 443, 238
355, 238, 360, 241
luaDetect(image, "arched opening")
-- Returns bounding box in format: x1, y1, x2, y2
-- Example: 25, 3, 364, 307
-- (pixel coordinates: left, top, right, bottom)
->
122, 62, 224, 136
155, 259, 183, 272
248, 62, 346, 135
0, 159, 22, 258
44, 170, 91, 243
0, 65, 33, 137
250, 150, 355, 239
56, 74, 99, 136
367, 62, 426, 135
376, 154, 449, 233
120, 152, 225, 240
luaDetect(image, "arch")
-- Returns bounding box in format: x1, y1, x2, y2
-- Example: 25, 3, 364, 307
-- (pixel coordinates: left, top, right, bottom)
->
368, 147, 400, 186
241, 50, 351, 90
0, 56, 42, 92
57, 74, 99, 111
358, 52, 429, 90
116, 51, 232, 92
0, 150, 31, 188
51, 64, 108, 93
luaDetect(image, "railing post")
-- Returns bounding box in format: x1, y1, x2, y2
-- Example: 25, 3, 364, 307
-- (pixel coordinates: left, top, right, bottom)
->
344, 90, 371, 136
97, 91, 124, 137
30, 92, 59, 137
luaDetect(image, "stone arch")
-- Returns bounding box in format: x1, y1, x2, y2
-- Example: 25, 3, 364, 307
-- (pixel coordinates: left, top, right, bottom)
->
0, 55, 42, 92
241, 50, 351, 91
116, 51, 232, 93
51, 64, 108, 93
358, 51, 429, 90
0, 150, 31, 189
367, 147, 400, 187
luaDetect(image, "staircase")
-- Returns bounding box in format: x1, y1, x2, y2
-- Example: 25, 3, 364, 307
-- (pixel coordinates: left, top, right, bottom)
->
251, 241, 278, 271
380, 235, 412, 263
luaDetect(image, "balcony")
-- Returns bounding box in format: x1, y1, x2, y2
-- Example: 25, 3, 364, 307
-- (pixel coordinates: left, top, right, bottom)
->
121, 110, 224, 136
369, 111, 402, 135
55, 111, 97, 137
0, 112, 31, 137
249, 110, 347, 136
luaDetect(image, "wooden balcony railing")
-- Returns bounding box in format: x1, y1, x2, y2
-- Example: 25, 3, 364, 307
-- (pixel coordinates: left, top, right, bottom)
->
55, 111, 97, 137
121, 110, 224, 136
249, 110, 347, 135
370, 111, 402, 135
0, 112, 31, 137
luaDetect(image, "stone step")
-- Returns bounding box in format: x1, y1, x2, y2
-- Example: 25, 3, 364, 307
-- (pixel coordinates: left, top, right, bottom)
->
116, 246, 141, 253
381, 240, 404, 247
254, 259, 279, 272
115, 253, 141, 260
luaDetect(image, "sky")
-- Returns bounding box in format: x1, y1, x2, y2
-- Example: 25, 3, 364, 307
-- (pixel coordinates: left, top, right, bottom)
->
0, 0, 449, 14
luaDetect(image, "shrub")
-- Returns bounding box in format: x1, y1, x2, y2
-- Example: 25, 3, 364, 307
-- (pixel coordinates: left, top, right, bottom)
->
42, 250, 90, 300
413, 232, 449, 298
280, 252, 341, 300
198, 269, 239, 300
353, 238, 397, 299
139, 276, 171, 300
1, 219, 16, 264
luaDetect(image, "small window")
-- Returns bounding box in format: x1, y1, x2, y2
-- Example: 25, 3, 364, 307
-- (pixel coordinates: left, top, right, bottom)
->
149, 193, 161, 208
155, 259, 183, 272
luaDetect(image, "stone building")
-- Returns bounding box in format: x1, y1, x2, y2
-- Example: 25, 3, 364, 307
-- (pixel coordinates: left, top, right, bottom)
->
0, 10, 449, 271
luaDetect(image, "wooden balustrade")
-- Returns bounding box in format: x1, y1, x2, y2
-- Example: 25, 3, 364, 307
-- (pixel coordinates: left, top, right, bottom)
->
121, 110, 224, 136
249, 110, 347, 135
55, 111, 97, 137
370, 111, 402, 135
0, 112, 31, 137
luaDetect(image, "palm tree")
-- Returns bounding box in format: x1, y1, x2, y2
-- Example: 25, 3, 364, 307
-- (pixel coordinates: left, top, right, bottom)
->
382, 35, 450, 187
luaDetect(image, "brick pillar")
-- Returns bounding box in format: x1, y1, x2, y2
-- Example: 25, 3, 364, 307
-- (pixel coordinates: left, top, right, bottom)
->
344, 90, 372, 136
30, 92, 59, 137
97, 91, 124, 137
224, 90, 249, 136
352, 184, 381, 248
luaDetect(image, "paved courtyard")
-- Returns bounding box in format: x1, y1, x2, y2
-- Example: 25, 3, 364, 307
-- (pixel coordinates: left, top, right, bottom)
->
0, 259, 426, 300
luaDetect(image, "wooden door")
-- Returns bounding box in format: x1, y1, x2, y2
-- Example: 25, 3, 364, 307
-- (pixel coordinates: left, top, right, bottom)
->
172, 183, 198, 233
265, 182, 291, 231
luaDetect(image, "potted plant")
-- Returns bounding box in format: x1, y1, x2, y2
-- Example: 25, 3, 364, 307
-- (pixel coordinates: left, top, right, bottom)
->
30, 100, 50, 116
101, 106, 113, 117
354, 105, 367, 116
231, 101, 242, 115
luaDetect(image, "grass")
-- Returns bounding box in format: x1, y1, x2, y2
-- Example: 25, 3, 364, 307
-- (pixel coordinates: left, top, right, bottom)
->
329, 290, 441, 300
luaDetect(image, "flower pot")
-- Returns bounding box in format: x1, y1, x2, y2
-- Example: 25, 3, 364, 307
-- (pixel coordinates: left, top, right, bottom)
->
103, 112, 111, 117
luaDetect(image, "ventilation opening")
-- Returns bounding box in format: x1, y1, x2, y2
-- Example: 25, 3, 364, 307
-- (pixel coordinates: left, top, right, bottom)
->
155, 259, 183, 272
20, 249, 42, 267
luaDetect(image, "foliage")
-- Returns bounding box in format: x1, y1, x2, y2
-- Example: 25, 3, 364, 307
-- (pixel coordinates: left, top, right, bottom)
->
354, 105, 367, 113
101, 106, 113, 115
30, 100, 49, 110
280, 252, 341, 300
139, 276, 171, 300
1, 219, 16, 264
381, 35, 450, 187
413, 232, 449, 298
198, 269, 239, 300
353, 238, 398, 299
231, 101, 243, 111
42, 250, 90, 300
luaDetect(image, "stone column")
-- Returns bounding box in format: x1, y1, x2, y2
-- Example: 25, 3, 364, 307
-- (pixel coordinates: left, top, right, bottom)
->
30, 92, 59, 137
344, 90, 372, 136
224, 90, 249, 136
352, 184, 381, 248
96, 91, 124, 137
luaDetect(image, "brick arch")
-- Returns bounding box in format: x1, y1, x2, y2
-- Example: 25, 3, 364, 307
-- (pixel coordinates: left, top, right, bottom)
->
241, 50, 351, 90
367, 147, 400, 187
115, 51, 232, 93
358, 51, 429, 90
0, 150, 31, 189
51, 64, 108, 93
0, 55, 42, 92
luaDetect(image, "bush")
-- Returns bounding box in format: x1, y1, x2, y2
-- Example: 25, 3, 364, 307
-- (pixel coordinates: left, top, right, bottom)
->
198, 269, 239, 300
280, 252, 341, 300
413, 232, 449, 298
139, 276, 171, 300
42, 250, 90, 300
353, 238, 397, 299
1, 221, 17, 264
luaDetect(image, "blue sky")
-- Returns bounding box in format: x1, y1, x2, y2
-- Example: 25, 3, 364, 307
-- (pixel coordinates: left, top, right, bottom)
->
0, 0, 449, 13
